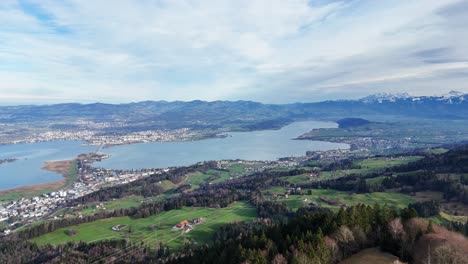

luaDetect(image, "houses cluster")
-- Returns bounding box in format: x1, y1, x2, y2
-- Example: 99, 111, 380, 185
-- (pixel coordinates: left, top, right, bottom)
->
175, 220, 190, 229
0, 165, 163, 234
272, 187, 304, 199
0, 179, 104, 229
0, 122, 200, 147
172, 218, 204, 233
0, 195, 65, 225
307, 149, 352, 161
6, 129, 96, 145
311, 136, 412, 153
272, 193, 289, 199
86, 128, 197, 146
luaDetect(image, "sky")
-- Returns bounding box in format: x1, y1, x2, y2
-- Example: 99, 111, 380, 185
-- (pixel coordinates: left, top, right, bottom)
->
1, 0, 468, 104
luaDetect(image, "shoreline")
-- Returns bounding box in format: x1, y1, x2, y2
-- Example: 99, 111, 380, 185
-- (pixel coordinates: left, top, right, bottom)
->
42, 159, 76, 176
0, 121, 340, 200
0, 180, 66, 201
0, 159, 75, 201
0, 152, 112, 201
0, 120, 338, 148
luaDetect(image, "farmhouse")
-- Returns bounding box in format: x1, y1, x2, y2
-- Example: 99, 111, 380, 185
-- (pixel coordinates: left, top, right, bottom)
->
111, 224, 127, 231
175, 220, 190, 229
173, 218, 204, 231
272, 193, 289, 199
191, 218, 204, 224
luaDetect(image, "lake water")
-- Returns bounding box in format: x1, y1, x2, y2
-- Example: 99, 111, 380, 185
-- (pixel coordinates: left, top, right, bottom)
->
0, 121, 348, 191
95, 121, 348, 169
0, 141, 95, 191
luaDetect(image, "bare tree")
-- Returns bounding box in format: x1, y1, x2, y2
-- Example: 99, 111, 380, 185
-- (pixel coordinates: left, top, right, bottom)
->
431, 244, 465, 264
332, 225, 355, 259
389, 218, 406, 239
272, 254, 287, 264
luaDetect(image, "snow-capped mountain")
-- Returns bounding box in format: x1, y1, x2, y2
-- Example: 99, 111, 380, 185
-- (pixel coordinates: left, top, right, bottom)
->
360, 93, 412, 103
438, 90, 466, 104
360, 90, 467, 104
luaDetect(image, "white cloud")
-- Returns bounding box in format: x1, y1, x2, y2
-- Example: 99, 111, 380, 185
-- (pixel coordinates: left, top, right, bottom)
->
0, 0, 467, 104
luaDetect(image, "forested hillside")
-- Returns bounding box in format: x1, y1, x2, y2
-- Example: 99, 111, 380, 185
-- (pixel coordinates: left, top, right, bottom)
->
1, 145, 468, 263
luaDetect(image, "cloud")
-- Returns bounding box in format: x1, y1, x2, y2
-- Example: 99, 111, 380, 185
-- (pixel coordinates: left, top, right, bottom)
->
0, 0, 467, 104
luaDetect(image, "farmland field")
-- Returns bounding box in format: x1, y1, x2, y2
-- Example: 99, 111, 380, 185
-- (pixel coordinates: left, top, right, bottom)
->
264, 188, 415, 211
280, 173, 310, 184
32, 202, 256, 248
317, 156, 423, 181
76, 195, 145, 216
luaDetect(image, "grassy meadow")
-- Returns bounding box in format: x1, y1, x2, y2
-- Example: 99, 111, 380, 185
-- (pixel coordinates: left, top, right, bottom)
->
32, 201, 256, 248
264, 187, 415, 211
320, 156, 423, 180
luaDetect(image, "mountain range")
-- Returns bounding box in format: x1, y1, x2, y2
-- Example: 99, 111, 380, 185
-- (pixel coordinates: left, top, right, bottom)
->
0, 91, 467, 132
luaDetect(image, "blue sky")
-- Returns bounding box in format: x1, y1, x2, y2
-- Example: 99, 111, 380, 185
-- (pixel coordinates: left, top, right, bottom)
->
1, 0, 468, 104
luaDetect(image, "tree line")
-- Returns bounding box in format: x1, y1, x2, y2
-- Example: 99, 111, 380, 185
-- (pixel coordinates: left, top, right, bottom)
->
5, 203, 464, 263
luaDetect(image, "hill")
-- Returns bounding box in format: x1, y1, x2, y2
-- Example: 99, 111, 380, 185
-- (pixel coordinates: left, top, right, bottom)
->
337, 118, 371, 129
1, 144, 466, 263
1, 92, 468, 124
1, 92, 468, 147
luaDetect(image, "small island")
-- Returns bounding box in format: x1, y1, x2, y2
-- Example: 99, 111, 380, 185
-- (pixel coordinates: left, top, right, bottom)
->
0, 158, 18, 165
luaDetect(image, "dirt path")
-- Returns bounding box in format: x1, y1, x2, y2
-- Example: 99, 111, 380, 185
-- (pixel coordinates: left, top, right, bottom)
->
340, 248, 405, 264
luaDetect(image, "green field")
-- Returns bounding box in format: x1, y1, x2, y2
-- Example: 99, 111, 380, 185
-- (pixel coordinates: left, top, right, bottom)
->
299, 119, 468, 152
159, 180, 177, 190
320, 156, 423, 180
76, 195, 144, 216
208, 169, 233, 183
366, 176, 386, 184
65, 161, 79, 188
0, 187, 58, 202
356, 156, 422, 170
227, 163, 251, 175
428, 211, 468, 226
183, 169, 237, 190
33, 202, 256, 248
280, 173, 311, 184
426, 148, 449, 154
184, 172, 213, 189
264, 188, 415, 211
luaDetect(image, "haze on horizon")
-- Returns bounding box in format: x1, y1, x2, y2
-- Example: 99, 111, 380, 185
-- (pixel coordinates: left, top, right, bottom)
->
1, 0, 468, 105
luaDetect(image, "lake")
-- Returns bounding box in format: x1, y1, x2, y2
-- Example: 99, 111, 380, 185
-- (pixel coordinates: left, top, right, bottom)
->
95, 121, 348, 169
0, 141, 95, 191
0, 121, 348, 191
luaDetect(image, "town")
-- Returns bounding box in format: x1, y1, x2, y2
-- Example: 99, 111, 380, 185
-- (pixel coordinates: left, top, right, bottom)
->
0, 148, 358, 236
0, 120, 204, 146
0, 152, 164, 234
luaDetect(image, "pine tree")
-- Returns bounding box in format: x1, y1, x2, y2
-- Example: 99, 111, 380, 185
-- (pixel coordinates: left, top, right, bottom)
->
336, 208, 347, 226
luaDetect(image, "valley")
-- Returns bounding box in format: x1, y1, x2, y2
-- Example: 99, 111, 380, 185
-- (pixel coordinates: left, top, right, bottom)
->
1, 94, 468, 264
2, 1, 468, 262
2, 142, 466, 263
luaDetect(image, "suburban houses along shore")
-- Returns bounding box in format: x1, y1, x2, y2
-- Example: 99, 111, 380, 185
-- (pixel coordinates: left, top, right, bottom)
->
0, 148, 355, 236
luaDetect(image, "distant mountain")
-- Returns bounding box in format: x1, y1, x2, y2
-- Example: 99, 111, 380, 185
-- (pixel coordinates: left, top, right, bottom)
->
360, 90, 467, 104
350, 90, 468, 119
0, 91, 467, 132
